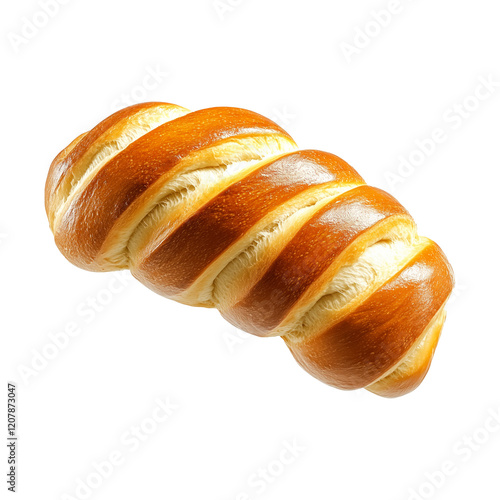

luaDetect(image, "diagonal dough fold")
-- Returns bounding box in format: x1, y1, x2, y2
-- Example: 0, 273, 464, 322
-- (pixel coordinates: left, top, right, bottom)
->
45, 102, 454, 397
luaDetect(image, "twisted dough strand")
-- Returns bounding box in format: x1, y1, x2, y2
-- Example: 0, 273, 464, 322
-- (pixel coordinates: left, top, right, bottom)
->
45, 102, 454, 397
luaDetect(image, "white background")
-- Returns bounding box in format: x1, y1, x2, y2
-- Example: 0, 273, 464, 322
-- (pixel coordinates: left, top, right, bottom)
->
2, 1, 500, 499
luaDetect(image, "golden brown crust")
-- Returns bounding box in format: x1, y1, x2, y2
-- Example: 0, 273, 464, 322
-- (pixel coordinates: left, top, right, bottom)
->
366, 304, 447, 397
132, 150, 364, 300
45, 102, 182, 224
52, 107, 294, 270
222, 186, 412, 336
45, 102, 454, 397
284, 241, 454, 390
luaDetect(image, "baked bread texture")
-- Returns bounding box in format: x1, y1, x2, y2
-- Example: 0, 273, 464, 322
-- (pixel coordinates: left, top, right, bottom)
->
45, 102, 454, 397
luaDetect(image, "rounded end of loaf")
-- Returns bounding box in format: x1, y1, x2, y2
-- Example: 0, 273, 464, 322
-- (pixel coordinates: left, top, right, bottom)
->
45, 102, 192, 271
44, 103, 296, 273
283, 239, 454, 398
365, 305, 447, 397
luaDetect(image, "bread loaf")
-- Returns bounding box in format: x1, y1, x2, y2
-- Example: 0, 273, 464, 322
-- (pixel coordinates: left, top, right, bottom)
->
45, 102, 454, 397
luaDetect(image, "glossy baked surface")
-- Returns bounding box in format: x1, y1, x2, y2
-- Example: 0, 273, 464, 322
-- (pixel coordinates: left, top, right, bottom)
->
45, 102, 454, 397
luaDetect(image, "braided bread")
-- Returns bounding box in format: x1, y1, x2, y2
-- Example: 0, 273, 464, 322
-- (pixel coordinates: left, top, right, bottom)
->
45, 102, 454, 397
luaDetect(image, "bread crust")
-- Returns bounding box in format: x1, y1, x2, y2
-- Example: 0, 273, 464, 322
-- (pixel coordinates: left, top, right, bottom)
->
45, 102, 454, 397
285, 241, 453, 390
